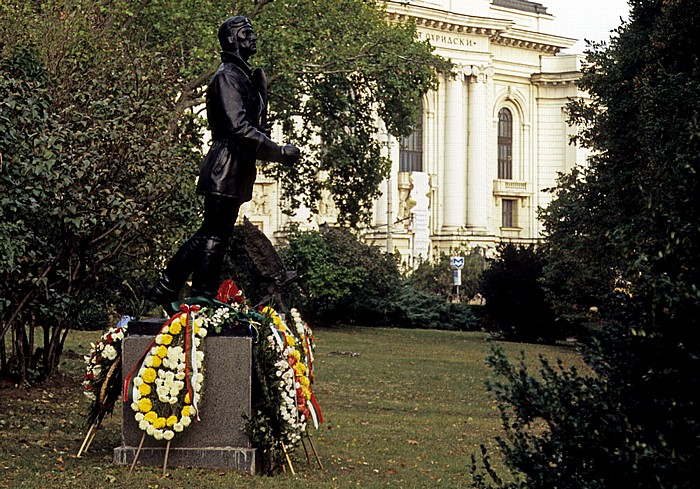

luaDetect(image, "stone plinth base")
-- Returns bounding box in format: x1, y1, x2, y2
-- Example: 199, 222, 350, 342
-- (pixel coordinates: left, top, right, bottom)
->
113, 446, 256, 474
114, 329, 256, 473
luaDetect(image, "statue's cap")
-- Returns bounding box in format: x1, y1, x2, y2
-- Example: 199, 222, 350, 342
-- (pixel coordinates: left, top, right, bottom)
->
220, 16, 251, 35
218, 16, 253, 49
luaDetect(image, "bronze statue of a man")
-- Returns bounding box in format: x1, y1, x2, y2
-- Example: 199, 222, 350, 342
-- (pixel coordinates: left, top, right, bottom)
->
148, 16, 300, 311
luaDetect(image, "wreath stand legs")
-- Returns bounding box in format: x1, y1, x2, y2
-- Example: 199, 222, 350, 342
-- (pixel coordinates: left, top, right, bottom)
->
162, 440, 171, 478
129, 432, 146, 474
278, 431, 321, 475
76, 420, 98, 458
280, 441, 296, 475
127, 434, 170, 477
300, 435, 311, 463
305, 430, 323, 470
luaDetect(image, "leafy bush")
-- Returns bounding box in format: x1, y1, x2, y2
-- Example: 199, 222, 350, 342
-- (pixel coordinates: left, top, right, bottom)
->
470, 344, 633, 489
0, 36, 200, 381
278, 226, 402, 325
479, 244, 561, 343
275, 227, 479, 330
408, 247, 484, 302
390, 286, 477, 330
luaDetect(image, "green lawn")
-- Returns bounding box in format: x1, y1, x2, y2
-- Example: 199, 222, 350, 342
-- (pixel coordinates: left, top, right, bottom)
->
0, 326, 584, 488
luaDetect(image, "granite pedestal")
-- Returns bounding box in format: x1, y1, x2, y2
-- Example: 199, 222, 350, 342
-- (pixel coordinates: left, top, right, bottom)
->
113, 320, 256, 473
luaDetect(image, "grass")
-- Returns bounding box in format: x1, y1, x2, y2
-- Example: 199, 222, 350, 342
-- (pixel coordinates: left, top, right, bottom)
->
0, 326, 585, 488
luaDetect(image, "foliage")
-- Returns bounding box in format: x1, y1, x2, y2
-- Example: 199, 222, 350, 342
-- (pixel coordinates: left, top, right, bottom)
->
253, 0, 452, 225
279, 228, 479, 329
474, 1, 700, 487
0, 2, 202, 383
470, 345, 626, 489
408, 247, 484, 302
537, 169, 619, 324
279, 226, 403, 325
389, 285, 477, 331
479, 244, 560, 343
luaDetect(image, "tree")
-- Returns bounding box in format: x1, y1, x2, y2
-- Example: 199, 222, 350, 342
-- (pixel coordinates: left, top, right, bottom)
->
479, 244, 559, 343
472, 0, 700, 487
1, 0, 448, 382
0, 2, 202, 382
119, 0, 450, 225
251, 0, 451, 225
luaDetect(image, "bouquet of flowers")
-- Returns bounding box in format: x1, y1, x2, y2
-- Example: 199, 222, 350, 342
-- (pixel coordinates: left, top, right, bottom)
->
78, 316, 131, 457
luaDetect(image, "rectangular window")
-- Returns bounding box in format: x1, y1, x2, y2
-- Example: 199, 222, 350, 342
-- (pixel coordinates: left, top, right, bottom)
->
502, 199, 517, 228
498, 142, 512, 179
399, 111, 423, 172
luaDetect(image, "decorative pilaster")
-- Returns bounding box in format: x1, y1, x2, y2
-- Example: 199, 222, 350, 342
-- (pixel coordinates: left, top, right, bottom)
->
442, 68, 468, 232
466, 65, 493, 232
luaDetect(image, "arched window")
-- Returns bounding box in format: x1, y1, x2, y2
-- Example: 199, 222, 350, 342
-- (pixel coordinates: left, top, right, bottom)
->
497, 108, 513, 179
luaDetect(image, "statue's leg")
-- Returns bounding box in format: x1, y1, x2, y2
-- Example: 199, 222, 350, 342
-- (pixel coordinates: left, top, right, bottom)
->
190, 237, 228, 298
148, 235, 202, 312
189, 195, 242, 299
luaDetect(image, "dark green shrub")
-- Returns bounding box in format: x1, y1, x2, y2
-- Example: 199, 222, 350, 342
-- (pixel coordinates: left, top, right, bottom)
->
389, 286, 477, 330
278, 226, 402, 325
479, 244, 561, 343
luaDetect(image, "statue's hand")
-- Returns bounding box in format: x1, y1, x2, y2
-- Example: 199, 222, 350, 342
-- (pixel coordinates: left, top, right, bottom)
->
281, 144, 301, 165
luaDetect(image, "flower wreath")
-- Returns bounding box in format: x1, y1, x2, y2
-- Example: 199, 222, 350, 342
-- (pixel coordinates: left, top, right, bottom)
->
262, 306, 322, 446
124, 304, 207, 441
122, 280, 259, 441
82, 279, 322, 469
82, 316, 131, 425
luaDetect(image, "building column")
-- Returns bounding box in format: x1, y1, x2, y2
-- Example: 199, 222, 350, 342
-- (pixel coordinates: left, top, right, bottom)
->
467, 66, 491, 231
442, 69, 467, 232
374, 129, 391, 228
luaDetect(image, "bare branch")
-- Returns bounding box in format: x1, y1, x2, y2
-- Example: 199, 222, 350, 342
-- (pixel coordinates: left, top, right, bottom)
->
0, 264, 54, 343
248, 0, 276, 20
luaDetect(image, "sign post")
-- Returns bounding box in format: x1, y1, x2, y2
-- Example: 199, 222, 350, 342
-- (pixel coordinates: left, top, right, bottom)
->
450, 256, 464, 302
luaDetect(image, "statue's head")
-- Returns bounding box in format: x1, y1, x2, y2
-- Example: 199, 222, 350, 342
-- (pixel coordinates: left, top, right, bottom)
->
218, 16, 257, 60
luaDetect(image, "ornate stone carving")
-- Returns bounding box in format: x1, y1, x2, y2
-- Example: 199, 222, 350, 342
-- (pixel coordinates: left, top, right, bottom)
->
317, 189, 338, 221
250, 182, 272, 216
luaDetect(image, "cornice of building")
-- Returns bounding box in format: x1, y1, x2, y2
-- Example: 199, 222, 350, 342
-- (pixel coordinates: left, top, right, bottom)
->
383, 0, 576, 54
530, 71, 581, 86
492, 0, 548, 15
492, 28, 575, 54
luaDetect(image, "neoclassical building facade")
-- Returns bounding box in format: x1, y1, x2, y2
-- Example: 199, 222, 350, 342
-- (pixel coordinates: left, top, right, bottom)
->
240, 0, 587, 265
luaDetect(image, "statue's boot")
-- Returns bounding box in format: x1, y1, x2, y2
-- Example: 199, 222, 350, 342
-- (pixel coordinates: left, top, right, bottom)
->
148, 236, 202, 314
190, 237, 226, 299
